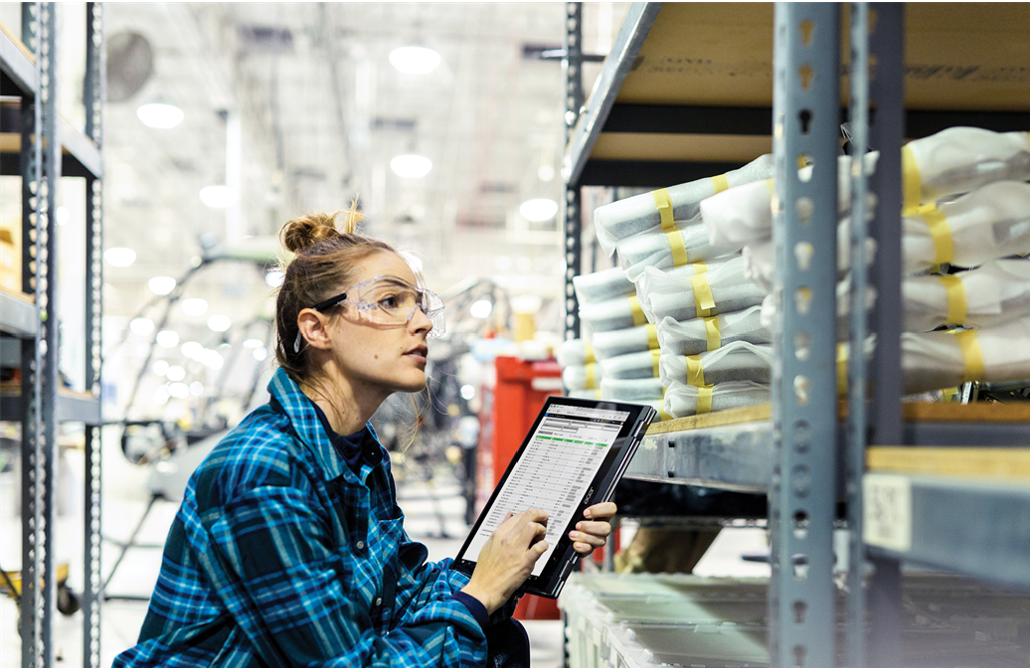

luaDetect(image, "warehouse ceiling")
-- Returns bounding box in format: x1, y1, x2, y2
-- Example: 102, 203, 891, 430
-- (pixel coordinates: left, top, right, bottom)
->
98, 2, 622, 345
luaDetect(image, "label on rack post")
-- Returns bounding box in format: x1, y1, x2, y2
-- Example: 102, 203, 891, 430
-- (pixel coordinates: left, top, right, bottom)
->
863, 474, 912, 552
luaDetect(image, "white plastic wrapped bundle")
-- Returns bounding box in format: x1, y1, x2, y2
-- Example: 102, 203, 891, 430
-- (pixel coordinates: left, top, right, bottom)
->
579, 294, 649, 333
902, 181, 1030, 273
659, 341, 773, 387
903, 259, 1030, 331
562, 363, 602, 391
617, 220, 738, 281
591, 323, 660, 360
572, 266, 635, 305
663, 381, 770, 419
902, 315, 1030, 394
565, 393, 670, 421
702, 153, 877, 250
556, 338, 596, 368
635, 256, 766, 323
758, 280, 878, 341
598, 377, 665, 401
593, 153, 775, 255
656, 306, 772, 356
599, 349, 662, 380
902, 127, 1030, 211
741, 221, 877, 292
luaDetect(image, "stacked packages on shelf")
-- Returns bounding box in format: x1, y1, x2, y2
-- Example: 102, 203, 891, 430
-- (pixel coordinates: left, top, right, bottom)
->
557, 155, 777, 419
698, 126, 1030, 395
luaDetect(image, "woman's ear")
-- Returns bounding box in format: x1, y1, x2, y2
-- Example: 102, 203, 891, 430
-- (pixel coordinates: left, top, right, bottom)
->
297, 308, 334, 351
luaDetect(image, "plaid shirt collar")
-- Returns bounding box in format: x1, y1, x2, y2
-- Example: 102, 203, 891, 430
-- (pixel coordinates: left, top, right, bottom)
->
267, 367, 379, 483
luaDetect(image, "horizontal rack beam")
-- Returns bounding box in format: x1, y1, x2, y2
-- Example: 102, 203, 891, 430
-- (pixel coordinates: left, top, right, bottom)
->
0, 25, 38, 96
0, 289, 36, 337
0, 390, 101, 424
865, 473, 1030, 591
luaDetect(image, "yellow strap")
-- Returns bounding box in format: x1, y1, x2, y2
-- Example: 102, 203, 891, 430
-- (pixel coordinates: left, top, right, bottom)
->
667, 229, 690, 266
658, 406, 672, 421
646, 324, 659, 350
584, 363, 597, 389
836, 344, 848, 397
583, 339, 595, 365
594, 388, 602, 399
942, 386, 959, 402
696, 386, 714, 414
693, 261, 708, 274
651, 350, 661, 378
704, 316, 721, 350
710, 174, 730, 194
628, 295, 647, 326
954, 329, 985, 383
921, 206, 954, 266
652, 188, 675, 231
686, 355, 705, 386
939, 274, 967, 325
901, 144, 922, 213
690, 273, 717, 318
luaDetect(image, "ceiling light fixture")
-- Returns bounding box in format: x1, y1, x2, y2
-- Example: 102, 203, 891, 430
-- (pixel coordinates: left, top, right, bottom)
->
519, 198, 558, 222
265, 269, 285, 287
199, 185, 237, 209
390, 154, 433, 178
130, 317, 155, 336
166, 365, 186, 382
389, 45, 441, 75
181, 298, 208, 317
156, 330, 179, 348
104, 247, 137, 267
153, 360, 169, 376
148, 276, 176, 295
470, 299, 493, 319
207, 315, 231, 332
243, 338, 264, 349
136, 101, 184, 129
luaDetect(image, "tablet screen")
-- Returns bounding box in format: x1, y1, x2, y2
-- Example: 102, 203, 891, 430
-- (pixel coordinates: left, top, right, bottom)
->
460, 402, 633, 576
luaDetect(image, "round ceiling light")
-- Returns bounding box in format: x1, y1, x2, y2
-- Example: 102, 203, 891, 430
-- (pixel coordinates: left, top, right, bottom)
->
199, 185, 237, 209
136, 102, 184, 129
390, 154, 433, 178
148, 276, 177, 295
389, 46, 441, 75
470, 299, 493, 319
207, 315, 231, 332
265, 269, 285, 287
130, 317, 154, 336
104, 247, 136, 267
156, 330, 179, 348
519, 198, 558, 222
180, 297, 208, 317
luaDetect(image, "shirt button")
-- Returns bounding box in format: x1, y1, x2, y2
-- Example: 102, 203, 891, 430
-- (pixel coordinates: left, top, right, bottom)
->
375, 597, 382, 606
356, 541, 365, 550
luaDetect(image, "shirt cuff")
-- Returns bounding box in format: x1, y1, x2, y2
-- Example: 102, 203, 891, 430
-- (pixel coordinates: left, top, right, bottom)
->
450, 591, 490, 630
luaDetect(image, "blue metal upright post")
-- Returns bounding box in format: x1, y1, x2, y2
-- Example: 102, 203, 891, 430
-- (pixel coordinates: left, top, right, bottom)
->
770, 4, 841, 667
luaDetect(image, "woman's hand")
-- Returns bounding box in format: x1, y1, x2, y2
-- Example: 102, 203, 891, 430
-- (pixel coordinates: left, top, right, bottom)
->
568, 501, 617, 554
461, 508, 549, 614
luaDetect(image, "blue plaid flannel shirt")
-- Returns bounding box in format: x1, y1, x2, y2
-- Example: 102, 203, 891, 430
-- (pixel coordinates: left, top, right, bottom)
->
113, 368, 506, 667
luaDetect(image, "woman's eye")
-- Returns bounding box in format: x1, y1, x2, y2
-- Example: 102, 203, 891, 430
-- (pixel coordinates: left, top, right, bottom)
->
378, 295, 400, 310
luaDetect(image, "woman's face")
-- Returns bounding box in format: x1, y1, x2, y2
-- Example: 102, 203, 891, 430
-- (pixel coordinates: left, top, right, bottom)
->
325, 251, 433, 396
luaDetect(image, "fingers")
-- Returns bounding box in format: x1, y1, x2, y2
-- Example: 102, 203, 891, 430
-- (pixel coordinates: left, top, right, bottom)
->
582, 501, 617, 520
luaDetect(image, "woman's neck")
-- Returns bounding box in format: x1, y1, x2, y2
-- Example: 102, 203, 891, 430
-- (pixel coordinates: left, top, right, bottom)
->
299, 368, 387, 436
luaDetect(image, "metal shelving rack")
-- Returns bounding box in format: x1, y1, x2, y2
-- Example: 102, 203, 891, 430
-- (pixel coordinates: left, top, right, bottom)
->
0, 3, 105, 667
561, 2, 1030, 665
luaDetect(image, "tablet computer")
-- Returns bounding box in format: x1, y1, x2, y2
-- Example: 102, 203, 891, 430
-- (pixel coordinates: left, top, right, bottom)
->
454, 396, 656, 599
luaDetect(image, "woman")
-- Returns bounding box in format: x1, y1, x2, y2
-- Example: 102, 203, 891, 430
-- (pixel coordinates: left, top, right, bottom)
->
114, 209, 616, 667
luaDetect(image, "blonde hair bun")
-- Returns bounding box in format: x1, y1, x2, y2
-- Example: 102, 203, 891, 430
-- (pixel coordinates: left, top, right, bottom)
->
280, 199, 364, 254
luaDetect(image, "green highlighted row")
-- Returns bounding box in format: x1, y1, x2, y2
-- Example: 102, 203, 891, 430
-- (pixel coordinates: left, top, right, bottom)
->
537, 435, 608, 447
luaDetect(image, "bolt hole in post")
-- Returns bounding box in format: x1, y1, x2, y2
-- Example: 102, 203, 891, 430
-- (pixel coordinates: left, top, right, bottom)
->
793, 331, 810, 361
794, 241, 814, 269
793, 510, 809, 540
793, 599, 808, 624
794, 643, 808, 668
792, 419, 811, 452
798, 66, 814, 92
793, 375, 809, 405
792, 553, 809, 581
795, 197, 813, 225
799, 19, 814, 45
794, 287, 812, 315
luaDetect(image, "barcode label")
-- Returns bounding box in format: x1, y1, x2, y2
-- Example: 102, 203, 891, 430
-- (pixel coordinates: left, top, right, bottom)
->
863, 474, 912, 552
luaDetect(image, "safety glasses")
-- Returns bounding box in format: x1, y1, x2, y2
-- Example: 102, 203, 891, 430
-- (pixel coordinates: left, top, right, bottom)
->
311, 275, 446, 339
